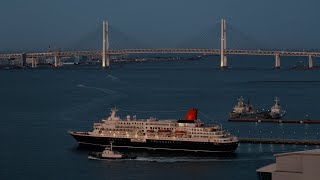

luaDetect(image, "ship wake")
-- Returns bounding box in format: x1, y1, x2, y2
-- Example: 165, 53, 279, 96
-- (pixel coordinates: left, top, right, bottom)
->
76, 84, 127, 97
133, 156, 273, 163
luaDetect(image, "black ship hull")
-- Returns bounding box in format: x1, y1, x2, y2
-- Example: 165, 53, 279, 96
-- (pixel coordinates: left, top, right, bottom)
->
69, 132, 238, 153
229, 111, 284, 119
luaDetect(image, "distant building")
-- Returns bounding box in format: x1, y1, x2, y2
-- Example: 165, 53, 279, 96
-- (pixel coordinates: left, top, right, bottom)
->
37, 57, 47, 64
26, 57, 38, 65
0, 59, 9, 65
46, 58, 54, 64
257, 149, 320, 180
73, 55, 88, 62
10, 59, 23, 66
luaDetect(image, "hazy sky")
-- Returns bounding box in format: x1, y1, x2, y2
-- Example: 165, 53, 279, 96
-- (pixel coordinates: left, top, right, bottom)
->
0, 0, 319, 50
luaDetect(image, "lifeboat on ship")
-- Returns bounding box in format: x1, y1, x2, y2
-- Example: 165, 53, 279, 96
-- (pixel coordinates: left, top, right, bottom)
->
158, 129, 172, 133
175, 130, 187, 134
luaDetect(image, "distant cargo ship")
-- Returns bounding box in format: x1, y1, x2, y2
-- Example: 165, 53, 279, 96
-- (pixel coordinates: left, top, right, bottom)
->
69, 108, 238, 153
229, 97, 286, 120
289, 61, 319, 70
289, 65, 319, 70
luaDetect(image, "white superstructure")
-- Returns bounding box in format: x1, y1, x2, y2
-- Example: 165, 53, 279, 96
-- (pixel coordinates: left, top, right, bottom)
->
270, 97, 286, 118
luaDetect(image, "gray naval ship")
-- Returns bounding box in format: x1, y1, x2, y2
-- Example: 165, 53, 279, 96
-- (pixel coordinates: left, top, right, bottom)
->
229, 97, 286, 119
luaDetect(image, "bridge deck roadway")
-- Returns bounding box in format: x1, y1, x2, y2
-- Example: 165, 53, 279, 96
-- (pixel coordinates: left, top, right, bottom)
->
0, 49, 320, 58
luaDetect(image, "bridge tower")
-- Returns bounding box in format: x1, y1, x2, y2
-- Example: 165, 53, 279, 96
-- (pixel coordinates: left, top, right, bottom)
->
54, 50, 61, 68
308, 55, 313, 68
102, 19, 110, 68
220, 19, 227, 68
54, 55, 58, 67
275, 54, 280, 69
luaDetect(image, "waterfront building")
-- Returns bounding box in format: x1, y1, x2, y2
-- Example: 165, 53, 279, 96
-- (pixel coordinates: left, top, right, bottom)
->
257, 149, 320, 180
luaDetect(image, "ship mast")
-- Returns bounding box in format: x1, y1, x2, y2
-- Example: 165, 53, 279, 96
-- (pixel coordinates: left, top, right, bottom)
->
274, 97, 280, 105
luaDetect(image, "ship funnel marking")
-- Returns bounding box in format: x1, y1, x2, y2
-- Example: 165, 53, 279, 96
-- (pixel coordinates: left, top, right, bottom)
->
184, 108, 198, 121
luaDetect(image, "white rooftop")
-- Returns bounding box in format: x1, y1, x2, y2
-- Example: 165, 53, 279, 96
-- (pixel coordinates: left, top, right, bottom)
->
256, 163, 276, 173
275, 149, 320, 157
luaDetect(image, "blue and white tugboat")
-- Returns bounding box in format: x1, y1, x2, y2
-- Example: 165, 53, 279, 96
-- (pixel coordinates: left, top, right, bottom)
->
88, 142, 137, 160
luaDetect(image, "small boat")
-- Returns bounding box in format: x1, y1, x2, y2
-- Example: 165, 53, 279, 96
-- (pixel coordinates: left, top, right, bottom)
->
88, 142, 137, 160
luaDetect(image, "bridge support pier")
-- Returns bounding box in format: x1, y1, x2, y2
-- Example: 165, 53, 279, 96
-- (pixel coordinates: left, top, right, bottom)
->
275, 54, 280, 69
102, 19, 110, 68
31, 57, 35, 68
34, 58, 39, 68
308, 55, 313, 68
54, 56, 60, 68
21, 53, 26, 67
220, 18, 227, 68
54, 53, 61, 68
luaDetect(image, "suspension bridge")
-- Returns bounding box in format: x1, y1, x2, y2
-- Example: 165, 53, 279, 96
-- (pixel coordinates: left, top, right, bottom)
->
0, 18, 319, 69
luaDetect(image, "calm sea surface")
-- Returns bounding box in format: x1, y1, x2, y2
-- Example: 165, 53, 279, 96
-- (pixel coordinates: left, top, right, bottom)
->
1, 56, 320, 180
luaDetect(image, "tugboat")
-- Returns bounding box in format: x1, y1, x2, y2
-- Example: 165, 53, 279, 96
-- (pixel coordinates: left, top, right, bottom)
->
269, 97, 286, 119
69, 108, 238, 153
229, 96, 270, 119
88, 142, 137, 160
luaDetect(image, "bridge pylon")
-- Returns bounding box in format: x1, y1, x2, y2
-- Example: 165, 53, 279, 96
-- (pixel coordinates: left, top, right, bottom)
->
275, 54, 281, 69
54, 50, 61, 68
102, 19, 110, 68
54, 55, 57, 67
220, 18, 227, 68
31, 56, 35, 68
308, 55, 313, 68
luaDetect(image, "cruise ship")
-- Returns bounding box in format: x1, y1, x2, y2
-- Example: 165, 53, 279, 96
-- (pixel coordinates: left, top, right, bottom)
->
68, 108, 239, 153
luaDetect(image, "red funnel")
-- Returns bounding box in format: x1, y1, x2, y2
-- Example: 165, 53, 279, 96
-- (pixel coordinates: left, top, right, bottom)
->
184, 108, 198, 120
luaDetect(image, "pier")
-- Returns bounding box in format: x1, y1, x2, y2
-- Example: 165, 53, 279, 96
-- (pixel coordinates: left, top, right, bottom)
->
239, 138, 320, 145
229, 118, 320, 124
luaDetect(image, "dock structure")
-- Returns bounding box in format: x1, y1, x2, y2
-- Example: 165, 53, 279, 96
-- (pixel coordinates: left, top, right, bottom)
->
239, 138, 320, 145
229, 118, 320, 124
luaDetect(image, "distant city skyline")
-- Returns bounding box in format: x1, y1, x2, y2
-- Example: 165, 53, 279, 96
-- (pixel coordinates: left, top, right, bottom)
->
0, 0, 319, 50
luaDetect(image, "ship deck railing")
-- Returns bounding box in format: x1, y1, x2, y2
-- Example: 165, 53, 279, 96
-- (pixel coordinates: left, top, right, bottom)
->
95, 133, 236, 143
